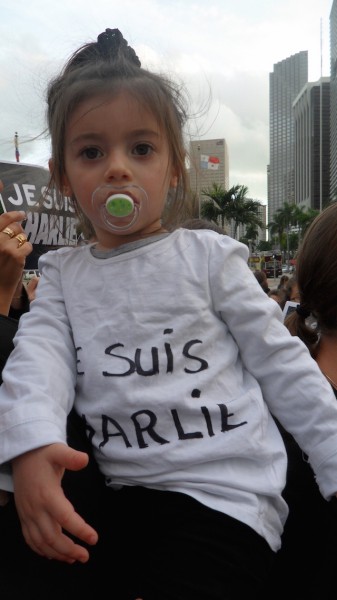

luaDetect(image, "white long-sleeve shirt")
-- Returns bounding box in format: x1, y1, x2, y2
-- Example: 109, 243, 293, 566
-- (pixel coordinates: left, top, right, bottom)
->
1, 228, 337, 552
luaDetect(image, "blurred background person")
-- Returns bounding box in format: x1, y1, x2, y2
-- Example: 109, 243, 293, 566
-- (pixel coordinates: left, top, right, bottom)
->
277, 274, 289, 290
285, 276, 300, 303
253, 269, 270, 294
268, 287, 287, 310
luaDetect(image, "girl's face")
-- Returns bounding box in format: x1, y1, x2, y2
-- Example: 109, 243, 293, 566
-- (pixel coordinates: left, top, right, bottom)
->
63, 91, 177, 248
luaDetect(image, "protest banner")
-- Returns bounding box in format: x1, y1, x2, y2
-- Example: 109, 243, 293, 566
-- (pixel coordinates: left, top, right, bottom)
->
0, 160, 78, 268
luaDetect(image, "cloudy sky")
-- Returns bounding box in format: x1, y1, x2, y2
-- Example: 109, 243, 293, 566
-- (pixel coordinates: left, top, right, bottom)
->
0, 0, 333, 203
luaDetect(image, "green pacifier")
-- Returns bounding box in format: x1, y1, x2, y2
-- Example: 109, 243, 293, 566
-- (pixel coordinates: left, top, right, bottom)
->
105, 194, 134, 217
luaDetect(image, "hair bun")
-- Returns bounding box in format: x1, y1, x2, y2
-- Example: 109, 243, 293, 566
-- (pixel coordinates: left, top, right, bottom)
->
97, 28, 141, 66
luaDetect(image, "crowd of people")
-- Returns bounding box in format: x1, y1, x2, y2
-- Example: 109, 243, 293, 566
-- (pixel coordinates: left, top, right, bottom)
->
1, 26, 337, 600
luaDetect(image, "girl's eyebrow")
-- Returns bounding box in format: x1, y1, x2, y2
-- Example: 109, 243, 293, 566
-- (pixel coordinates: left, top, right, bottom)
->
69, 129, 161, 146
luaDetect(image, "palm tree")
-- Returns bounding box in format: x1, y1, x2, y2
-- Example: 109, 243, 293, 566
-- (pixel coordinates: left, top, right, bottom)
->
293, 205, 319, 241
241, 223, 260, 253
201, 183, 262, 238
267, 211, 285, 248
226, 195, 263, 239
200, 183, 240, 230
268, 202, 320, 261
268, 202, 297, 253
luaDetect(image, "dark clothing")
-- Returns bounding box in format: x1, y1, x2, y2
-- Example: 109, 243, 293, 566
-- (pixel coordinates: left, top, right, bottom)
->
8, 285, 30, 321
0, 314, 18, 385
0, 287, 30, 382
266, 396, 337, 596
1, 480, 273, 600
95, 485, 273, 600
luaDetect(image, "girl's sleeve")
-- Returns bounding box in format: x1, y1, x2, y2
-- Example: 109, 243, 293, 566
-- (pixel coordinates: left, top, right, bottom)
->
210, 236, 337, 499
0, 250, 77, 472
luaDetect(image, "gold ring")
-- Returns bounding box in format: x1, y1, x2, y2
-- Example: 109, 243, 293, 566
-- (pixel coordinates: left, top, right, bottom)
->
2, 227, 15, 238
15, 233, 27, 248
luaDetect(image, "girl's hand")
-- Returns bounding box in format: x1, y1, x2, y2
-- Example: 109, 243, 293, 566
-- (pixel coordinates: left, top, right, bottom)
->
12, 443, 98, 563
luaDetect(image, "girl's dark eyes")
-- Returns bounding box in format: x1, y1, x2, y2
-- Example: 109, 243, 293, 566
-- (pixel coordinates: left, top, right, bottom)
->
133, 143, 153, 156
81, 147, 102, 159
79, 144, 153, 159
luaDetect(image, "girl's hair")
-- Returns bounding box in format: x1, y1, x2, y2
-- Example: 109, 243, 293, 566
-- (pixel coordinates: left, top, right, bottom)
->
285, 202, 337, 356
45, 28, 191, 238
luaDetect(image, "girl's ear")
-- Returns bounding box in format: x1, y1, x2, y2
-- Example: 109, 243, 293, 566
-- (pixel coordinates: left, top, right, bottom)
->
62, 180, 72, 197
170, 173, 178, 189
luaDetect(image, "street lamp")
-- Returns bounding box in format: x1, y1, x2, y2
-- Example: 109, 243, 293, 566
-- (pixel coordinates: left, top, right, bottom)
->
197, 144, 201, 217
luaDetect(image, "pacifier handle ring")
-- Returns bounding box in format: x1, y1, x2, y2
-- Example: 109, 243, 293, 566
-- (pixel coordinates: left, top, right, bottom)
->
92, 184, 147, 233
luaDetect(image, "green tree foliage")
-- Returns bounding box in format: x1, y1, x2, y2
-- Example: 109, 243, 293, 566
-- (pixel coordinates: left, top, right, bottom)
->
268, 202, 320, 257
201, 183, 263, 239
256, 240, 273, 252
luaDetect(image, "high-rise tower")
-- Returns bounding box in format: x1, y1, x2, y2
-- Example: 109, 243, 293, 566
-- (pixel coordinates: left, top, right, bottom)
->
330, 0, 337, 200
268, 51, 308, 222
293, 78, 330, 211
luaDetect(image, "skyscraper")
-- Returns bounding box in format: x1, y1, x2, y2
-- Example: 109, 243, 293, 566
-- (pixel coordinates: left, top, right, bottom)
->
293, 77, 330, 211
189, 139, 229, 215
330, 0, 337, 200
268, 51, 308, 222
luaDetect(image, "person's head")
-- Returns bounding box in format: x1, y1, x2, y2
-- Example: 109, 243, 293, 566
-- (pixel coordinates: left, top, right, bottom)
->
181, 218, 227, 235
278, 274, 289, 289
285, 202, 337, 355
285, 276, 300, 303
268, 287, 287, 310
253, 270, 269, 294
45, 28, 190, 243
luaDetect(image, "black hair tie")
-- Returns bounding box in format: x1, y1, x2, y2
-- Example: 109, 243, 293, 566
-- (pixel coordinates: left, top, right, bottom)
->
97, 28, 124, 56
296, 304, 310, 319
97, 28, 141, 66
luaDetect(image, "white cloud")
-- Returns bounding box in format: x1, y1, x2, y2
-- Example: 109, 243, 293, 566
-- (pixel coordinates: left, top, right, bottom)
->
0, 0, 333, 202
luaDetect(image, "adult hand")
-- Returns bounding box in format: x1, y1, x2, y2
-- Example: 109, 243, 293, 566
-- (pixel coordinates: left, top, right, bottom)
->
0, 179, 32, 315
12, 443, 98, 563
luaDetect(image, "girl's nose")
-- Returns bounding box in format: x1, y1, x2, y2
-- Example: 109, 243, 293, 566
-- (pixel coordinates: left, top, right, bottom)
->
104, 152, 131, 182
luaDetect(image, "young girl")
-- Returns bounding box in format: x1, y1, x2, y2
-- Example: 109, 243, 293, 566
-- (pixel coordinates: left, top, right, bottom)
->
1, 28, 337, 600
